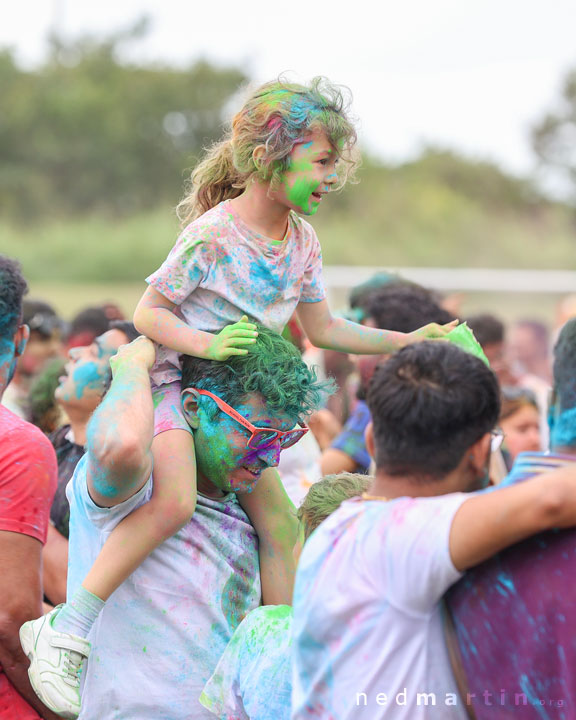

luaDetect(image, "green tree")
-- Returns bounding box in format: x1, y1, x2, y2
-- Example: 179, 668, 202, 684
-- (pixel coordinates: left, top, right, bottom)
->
0, 21, 246, 221
532, 68, 576, 203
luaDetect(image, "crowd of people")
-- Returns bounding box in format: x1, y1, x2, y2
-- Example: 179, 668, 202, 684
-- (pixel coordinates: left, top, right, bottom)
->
1, 76, 575, 720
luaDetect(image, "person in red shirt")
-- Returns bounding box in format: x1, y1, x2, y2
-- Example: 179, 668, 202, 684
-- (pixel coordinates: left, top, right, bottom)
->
0, 255, 59, 720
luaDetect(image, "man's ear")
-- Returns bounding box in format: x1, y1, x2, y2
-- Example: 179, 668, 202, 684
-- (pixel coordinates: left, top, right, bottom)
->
15, 324, 29, 357
364, 421, 375, 460
468, 433, 491, 474
181, 388, 201, 429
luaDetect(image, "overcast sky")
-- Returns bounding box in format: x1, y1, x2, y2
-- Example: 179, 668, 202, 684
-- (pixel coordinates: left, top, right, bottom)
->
3, 0, 576, 178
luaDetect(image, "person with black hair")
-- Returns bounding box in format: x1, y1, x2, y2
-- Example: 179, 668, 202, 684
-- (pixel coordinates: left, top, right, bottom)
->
293, 341, 576, 720
2, 299, 63, 419
65, 307, 111, 350
0, 256, 60, 720
321, 283, 455, 476
447, 317, 576, 717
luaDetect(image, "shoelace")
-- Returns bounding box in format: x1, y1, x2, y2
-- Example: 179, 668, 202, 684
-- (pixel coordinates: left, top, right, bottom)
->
62, 650, 85, 688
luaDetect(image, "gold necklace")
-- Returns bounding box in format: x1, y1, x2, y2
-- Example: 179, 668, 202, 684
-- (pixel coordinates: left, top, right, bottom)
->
361, 492, 388, 502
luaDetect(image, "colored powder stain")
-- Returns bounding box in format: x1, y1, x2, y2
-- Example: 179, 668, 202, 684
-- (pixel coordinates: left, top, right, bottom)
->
550, 407, 576, 448
445, 323, 490, 366
143, 646, 147, 653
71, 361, 104, 399
519, 674, 551, 719
495, 572, 515, 596
286, 176, 319, 214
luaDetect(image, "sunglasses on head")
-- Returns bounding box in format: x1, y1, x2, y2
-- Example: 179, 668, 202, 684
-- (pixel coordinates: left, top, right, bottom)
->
192, 388, 308, 451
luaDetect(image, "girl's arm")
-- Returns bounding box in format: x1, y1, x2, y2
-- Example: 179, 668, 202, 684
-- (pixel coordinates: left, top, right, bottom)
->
238, 468, 298, 606
297, 298, 456, 355
134, 285, 258, 360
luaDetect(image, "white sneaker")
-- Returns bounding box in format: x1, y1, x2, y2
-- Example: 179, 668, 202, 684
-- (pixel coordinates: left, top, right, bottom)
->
19, 605, 91, 720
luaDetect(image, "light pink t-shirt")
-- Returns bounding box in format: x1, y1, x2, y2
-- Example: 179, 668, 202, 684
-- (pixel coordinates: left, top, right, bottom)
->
147, 200, 326, 385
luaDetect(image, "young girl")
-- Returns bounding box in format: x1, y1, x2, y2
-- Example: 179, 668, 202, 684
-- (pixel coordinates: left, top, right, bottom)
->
25, 77, 455, 717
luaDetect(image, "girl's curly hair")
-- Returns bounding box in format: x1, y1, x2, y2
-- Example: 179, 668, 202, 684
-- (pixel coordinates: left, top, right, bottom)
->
177, 76, 359, 224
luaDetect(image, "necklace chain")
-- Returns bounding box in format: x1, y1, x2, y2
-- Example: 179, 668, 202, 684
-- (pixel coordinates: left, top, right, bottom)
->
361, 492, 388, 502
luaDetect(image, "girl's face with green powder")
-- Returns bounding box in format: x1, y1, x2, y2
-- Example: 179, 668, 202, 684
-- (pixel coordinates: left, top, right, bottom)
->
275, 128, 339, 216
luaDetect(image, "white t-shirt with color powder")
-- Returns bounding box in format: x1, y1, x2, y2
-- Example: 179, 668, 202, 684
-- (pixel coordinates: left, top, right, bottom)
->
291, 493, 471, 720
66, 454, 261, 720
147, 200, 326, 385
200, 605, 293, 720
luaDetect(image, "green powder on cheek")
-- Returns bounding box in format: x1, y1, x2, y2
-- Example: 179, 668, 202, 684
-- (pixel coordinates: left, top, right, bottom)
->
286, 176, 319, 213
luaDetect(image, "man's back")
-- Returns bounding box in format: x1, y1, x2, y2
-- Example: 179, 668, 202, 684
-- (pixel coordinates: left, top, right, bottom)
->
292, 493, 469, 720
68, 455, 261, 720
447, 452, 575, 719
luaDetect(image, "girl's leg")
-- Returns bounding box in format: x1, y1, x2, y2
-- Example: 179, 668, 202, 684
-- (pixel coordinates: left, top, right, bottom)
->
54, 378, 196, 640
239, 467, 298, 605
86, 429, 196, 594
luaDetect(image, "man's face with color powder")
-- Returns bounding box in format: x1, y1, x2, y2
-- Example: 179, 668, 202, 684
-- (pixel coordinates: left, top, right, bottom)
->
275, 128, 338, 216
55, 329, 128, 411
183, 391, 297, 495
0, 323, 28, 395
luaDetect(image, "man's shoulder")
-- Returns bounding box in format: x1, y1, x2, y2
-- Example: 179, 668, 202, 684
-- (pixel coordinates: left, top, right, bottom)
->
233, 606, 293, 673
241, 604, 292, 631
0, 404, 55, 458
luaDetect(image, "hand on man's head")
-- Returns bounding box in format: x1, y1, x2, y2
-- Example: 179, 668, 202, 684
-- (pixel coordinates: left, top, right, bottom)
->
110, 335, 156, 376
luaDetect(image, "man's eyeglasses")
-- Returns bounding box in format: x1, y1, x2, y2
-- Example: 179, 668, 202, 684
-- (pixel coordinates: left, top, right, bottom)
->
490, 428, 505, 453
192, 388, 308, 451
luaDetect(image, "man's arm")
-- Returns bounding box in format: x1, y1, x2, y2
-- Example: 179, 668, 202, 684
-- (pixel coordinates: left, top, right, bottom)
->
450, 465, 576, 571
320, 448, 359, 476
0, 531, 63, 720
85, 337, 156, 508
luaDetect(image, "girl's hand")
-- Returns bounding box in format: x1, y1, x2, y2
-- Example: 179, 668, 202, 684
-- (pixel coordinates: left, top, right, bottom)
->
206, 316, 259, 361
404, 319, 459, 345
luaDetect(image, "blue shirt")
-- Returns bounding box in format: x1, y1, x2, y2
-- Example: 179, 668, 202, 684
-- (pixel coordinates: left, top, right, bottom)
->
330, 400, 372, 473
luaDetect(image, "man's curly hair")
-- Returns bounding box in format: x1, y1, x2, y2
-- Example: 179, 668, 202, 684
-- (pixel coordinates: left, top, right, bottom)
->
181, 325, 334, 423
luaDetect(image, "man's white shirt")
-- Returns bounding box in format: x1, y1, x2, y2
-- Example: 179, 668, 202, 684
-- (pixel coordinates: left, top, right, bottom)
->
67, 455, 261, 720
292, 493, 471, 720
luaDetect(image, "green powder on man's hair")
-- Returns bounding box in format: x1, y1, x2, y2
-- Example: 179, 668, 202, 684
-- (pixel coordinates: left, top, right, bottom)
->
446, 323, 490, 366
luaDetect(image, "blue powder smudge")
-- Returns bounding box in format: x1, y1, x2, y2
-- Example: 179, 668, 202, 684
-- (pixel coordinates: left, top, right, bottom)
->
549, 407, 576, 448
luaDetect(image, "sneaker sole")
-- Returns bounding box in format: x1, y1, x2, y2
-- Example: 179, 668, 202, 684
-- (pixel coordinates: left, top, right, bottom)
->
19, 622, 80, 720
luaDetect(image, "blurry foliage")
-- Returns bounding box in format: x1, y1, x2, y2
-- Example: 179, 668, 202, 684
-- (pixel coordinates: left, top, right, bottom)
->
532, 67, 576, 200
0, 23, 246, 221
1, 25, 575, 278
4, 149, 575, 283
310, 149, 576, 270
